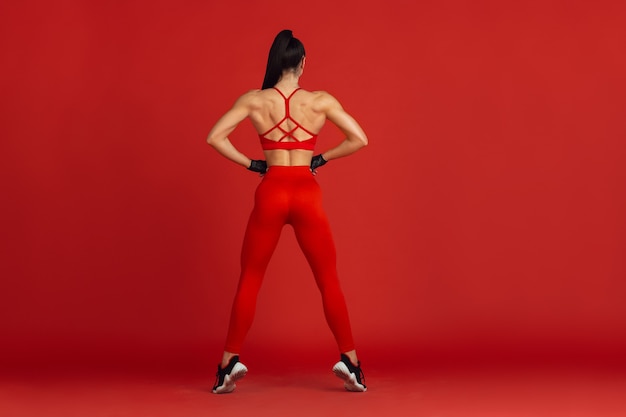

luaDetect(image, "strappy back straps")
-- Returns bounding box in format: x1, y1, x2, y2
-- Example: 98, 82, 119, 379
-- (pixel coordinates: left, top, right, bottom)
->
273, 87, 301, 117
258, 87, 317, 151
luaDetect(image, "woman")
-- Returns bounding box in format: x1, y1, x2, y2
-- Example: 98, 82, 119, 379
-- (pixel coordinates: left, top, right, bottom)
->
206, 29, 368, 394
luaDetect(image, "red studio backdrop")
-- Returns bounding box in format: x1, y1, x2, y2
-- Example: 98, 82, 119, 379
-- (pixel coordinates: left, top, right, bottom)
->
1, 0, 625, 370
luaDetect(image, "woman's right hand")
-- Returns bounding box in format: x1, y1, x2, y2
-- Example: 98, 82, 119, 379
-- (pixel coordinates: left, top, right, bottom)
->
310, 154, 327, 174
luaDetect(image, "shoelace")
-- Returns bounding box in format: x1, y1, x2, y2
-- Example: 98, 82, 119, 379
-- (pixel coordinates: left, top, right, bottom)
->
213, 365, 224, 390
356, 365, 366, 385
346, 359, 365, 385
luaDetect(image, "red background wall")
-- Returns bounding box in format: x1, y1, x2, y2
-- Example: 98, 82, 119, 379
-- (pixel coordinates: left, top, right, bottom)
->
1, 0, 625, 369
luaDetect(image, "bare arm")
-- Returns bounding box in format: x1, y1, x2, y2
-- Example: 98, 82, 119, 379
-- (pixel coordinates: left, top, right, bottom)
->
319, 93, 368, 161
206, 92, 255, 168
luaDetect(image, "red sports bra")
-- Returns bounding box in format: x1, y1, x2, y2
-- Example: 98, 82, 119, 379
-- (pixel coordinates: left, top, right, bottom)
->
259, 88, 317, 151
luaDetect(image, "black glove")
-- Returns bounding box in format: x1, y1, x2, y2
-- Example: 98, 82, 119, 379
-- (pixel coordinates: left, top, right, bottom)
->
247, 159, 267, 174
310, 154, 327, 172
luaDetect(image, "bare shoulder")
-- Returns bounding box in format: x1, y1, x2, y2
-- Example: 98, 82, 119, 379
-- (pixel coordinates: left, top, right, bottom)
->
233, 89, 263, 108
308, 90, 343, 112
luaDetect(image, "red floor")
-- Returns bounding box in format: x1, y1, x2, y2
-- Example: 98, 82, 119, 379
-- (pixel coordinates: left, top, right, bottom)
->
2, 361, 625, 417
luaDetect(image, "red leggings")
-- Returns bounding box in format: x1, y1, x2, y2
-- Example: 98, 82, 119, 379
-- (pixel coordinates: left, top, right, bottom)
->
224, 166, 355, 353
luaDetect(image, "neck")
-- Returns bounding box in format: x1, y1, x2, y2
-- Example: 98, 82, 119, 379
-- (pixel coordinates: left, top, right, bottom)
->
276, 72, 300, 89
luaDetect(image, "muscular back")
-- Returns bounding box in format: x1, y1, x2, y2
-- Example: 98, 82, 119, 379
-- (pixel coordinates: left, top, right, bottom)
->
206, 84, 367, 169
248, 88, 328, 166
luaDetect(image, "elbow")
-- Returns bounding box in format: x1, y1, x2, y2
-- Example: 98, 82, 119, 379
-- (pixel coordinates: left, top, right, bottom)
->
206, 134, 218, 147
358, 134, 369, 148
348, 133, 368, 149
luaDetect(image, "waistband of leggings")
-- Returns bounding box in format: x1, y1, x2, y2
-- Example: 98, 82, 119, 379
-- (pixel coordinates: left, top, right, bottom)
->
264, 165, 313, 178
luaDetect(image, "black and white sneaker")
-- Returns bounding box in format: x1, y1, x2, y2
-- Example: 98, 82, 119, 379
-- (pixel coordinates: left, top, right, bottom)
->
212, 356, 248, 394
332, 353, 367, 392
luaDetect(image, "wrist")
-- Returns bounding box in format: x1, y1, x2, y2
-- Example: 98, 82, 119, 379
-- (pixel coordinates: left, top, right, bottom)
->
247, 159, 267, 174
311, 154, 328, 171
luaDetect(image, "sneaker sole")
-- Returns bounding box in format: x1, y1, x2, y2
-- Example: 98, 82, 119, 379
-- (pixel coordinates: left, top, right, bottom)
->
332, 361, 367, 392
212, 362, 248, 394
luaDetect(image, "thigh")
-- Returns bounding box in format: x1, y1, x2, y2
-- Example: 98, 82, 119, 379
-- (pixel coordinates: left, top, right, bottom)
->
240, 179, 289, 270
290, 181, 337, 274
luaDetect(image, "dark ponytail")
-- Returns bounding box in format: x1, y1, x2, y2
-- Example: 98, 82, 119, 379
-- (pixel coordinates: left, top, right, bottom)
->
262, 30, 306, 89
